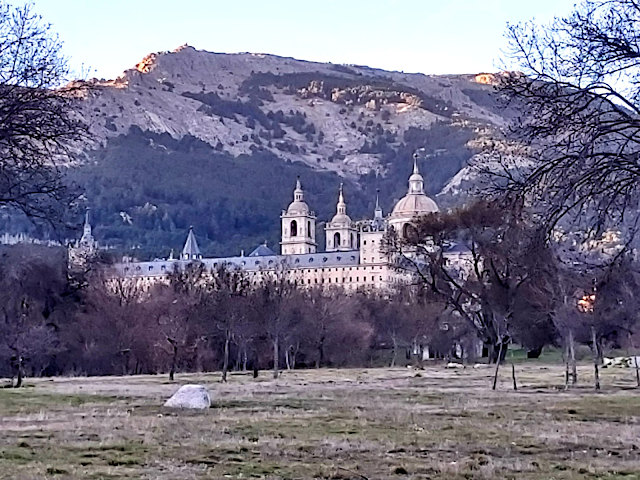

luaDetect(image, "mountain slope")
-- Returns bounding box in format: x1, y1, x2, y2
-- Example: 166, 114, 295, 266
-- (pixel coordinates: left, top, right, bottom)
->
63, 46, 505, 258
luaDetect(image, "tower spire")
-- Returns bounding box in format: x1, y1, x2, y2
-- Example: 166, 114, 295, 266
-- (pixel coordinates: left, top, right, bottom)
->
374, 189, 382, 217
337, 183, 346, 215
408, 152, 425, 194
181, 226, 201, 260
293, 176, 304, 202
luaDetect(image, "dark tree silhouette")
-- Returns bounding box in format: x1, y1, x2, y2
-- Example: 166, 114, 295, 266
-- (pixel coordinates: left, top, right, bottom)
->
498, 0, 640, 237
0, 3, 87, 226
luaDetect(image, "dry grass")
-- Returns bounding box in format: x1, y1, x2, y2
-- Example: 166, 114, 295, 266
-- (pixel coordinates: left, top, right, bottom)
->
2, 364, 640, 479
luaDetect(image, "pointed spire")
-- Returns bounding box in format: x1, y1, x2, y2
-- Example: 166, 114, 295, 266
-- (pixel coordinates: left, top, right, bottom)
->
374, 188, 383, 217
293, 176, 304, 202
182, 226, 201, 260
336, 183, 346, 215
408, 152, 425, 194
79, 208, 95, 248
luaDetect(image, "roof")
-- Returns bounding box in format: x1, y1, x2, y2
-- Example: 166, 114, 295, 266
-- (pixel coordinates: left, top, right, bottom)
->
111, 250, 362, 278
248, 244, 276, 257
182, 227, 201, 257
390, 193, 439, 218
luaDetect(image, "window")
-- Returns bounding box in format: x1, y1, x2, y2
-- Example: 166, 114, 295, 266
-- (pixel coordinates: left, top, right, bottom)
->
333, 232, 341, 247
323, 257, 328, 263
295, 258, 300, 264
291, 220, 298, 237
255, 260, 260, 265
308, 279, 311, 284
308, 221, 311, 237
364, 240, 367, 245
337, 256, 341, 261
161, 265, 166, 271
351, 233, 354, 247
309, 257, 314, 263
149, 266, 153, 271
342, 278, 346, 283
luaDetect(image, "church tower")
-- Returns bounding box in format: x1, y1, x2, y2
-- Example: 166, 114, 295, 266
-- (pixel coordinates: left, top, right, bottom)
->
181, 226, 202, 261
325, 183, 358, 252
281, 178, 316, 255
68, 209, 98, 270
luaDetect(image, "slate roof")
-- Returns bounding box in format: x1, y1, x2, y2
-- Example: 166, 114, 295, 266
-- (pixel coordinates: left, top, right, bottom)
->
182, 227, 201, 257
248, 244, 276, 257
112, 250, 361, 278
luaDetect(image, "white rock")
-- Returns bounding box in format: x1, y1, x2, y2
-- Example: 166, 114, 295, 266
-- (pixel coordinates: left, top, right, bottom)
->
163, 384, 211, 409
445, 362, 463, 369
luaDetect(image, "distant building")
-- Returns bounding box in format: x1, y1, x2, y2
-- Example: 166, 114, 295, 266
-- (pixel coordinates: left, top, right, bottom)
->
68, 210, 98, 270
89, 155, 469, 290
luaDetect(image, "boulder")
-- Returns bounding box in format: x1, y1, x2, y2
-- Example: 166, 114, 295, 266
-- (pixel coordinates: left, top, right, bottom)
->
163, 384, 211, 409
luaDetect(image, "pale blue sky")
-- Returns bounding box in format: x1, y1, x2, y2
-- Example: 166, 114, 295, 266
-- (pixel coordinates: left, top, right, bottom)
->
23, 0, 576, 79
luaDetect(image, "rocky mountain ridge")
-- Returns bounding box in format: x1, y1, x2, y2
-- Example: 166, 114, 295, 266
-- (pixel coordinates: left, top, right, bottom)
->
77, 46, 504, 178
50, 46, 511, 258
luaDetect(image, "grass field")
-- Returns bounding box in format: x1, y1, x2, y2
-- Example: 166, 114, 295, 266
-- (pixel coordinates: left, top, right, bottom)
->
2, 364, 640, 479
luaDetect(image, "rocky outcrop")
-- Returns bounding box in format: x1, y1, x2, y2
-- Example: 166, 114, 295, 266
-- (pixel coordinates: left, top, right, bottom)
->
77, 47, 506, 179
164, 384, 211, 409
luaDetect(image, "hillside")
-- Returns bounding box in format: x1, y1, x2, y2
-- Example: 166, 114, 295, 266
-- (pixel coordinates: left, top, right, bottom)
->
46, 46, 507, 258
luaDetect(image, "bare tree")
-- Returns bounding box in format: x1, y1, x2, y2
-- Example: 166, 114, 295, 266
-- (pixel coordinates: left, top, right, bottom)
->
253, 267, 300, 379
0, 3, 88, 227
498, 0, 640, 238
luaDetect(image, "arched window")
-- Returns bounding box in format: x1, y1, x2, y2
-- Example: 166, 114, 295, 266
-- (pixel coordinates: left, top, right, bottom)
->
290, 220, 298, 237
307, 221, 311, 237
403, 223, 417, 239
334, 232, 341, 247
351, 233, 354, 248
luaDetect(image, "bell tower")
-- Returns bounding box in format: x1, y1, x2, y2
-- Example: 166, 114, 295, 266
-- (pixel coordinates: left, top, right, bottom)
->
325, 183, 358, 252
281, 178, 316, 255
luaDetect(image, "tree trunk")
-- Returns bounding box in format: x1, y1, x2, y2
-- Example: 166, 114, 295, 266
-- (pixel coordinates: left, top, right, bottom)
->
492, 342, 505, 390
285, 347, 292, 370
222, 330, 230, 383
390, 334, 398, 367
316, 336, 325, 369
591, 326, 601, 391
511, 363, 517, 391
169, 344, 178, 382
569, 329, 578, 385
15, 357, 23, 388
242, 348, 248, 372
273, 337, 279, 379
627, 332, 640, 388
564, 337, 570, 390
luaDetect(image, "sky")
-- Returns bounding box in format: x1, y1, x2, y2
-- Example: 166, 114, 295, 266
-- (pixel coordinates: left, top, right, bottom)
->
21, 0, 577, 80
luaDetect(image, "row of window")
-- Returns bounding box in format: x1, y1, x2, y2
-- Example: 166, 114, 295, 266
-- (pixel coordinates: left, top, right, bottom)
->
305, 276, 383, 284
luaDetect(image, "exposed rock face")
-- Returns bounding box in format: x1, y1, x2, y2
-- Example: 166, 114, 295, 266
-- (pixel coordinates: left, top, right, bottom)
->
75, 46, 506, 178
164, 384, 211, 409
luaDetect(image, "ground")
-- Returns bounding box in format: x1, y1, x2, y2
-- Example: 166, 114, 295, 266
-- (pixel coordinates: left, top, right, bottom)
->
1, 364, 640, 479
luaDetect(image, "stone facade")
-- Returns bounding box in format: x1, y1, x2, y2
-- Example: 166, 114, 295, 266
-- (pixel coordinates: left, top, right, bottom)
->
98, 155, 470, 291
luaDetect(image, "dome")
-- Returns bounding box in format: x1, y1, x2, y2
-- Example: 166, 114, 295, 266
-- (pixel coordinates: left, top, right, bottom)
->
390, 154, 439, 219
286, 178, 311, 215
330, 212, 352, 226
328, 183, 352, 226
391, 194, 439, 217
287, 200, 310, 215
